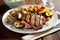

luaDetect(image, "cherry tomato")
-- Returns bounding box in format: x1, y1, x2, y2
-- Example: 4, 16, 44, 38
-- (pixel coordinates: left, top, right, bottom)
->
38, 5, 45, 12
40, 5, 45, 9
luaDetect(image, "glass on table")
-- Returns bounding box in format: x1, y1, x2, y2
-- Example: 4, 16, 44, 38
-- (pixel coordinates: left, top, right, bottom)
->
41, 0, 54, 9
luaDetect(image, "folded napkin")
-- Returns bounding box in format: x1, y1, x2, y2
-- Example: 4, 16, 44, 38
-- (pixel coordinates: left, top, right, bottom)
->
22, 28, 60, 40
22, 24, 60, 40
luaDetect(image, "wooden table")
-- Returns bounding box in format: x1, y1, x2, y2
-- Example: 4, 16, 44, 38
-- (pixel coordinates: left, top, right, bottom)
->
0, 0, 60, 40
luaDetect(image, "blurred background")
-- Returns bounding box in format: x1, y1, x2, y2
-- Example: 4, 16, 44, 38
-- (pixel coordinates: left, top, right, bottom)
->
0, 0, 60, 11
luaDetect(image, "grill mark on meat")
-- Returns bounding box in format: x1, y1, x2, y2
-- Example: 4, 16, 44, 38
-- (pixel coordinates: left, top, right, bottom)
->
42, 16, 46, 24
30, 14, 36, 26
39, 16, 44, 28
40, 16, 43, 24
35, 15, 40, 26
22, 14, 26, 21
26, 14, 30, 23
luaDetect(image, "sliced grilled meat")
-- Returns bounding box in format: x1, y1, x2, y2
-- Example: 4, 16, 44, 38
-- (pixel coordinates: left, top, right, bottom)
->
42, 16, 46, 24
22, 14, 46, 30
33, 15, 43, 30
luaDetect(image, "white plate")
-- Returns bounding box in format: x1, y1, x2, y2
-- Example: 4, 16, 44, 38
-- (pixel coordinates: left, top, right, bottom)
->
2, 5, 58, 34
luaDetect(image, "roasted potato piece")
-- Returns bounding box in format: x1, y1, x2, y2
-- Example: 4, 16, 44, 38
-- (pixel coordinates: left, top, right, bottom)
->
46, 10, 52, 16
47, 17, 51, 20
28, 6, 34, 13
28, 8, 33, 11
14, 21, 24, 29
10, 10, 18, 17
18, 8, 26, 13
22, 11, 27, 14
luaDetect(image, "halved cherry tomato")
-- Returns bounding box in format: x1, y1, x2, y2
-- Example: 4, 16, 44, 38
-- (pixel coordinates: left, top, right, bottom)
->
40, 5, 45, 9
37, 5, 45, 12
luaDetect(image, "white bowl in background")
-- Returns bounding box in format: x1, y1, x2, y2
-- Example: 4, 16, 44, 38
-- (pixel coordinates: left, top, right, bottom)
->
4, 0, 24, 8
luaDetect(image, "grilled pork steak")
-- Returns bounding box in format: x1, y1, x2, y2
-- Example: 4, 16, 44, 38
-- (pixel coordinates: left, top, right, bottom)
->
22, 14, 46, 30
